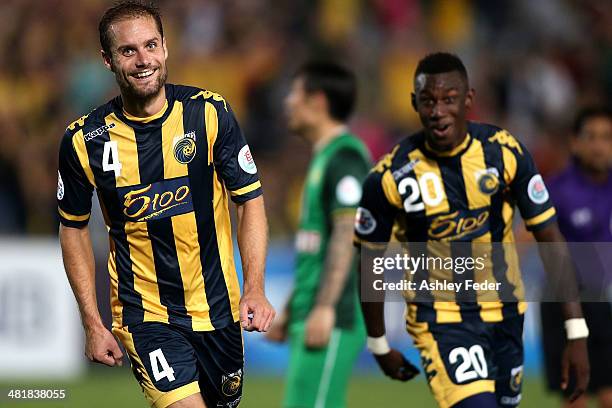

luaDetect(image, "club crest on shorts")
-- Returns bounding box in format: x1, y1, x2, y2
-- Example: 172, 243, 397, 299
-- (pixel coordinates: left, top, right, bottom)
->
510, 365, 523, 392
221, 369, 242, 397
173, 131, 197, 164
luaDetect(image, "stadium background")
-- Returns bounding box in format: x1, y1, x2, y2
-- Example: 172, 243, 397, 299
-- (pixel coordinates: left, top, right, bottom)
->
0, 0, 610, 406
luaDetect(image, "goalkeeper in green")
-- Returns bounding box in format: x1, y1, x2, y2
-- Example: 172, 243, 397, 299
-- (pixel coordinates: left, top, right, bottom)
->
266, 61, 370, 408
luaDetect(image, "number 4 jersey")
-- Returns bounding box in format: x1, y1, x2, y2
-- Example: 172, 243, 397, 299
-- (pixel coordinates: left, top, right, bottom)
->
57, 84, 262, 331
354, 122, 557, 323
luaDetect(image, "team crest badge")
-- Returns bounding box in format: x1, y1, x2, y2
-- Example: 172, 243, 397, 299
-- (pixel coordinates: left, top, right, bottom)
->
510, 365, 523, 392
476, 168, 500, 195
221, 369, 242, 397
173, 131, 197, 164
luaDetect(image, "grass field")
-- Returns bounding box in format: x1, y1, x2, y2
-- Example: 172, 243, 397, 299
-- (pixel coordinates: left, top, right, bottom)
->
1, 368, 565, 407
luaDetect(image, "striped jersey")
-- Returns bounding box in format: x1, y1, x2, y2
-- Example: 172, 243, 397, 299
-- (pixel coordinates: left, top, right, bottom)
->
354, 122, 556, 323
57, 84, 262, 331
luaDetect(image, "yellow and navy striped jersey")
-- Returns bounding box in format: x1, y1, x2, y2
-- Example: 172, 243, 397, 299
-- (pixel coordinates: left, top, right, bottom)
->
57, 84, 262, 331
354, 122, 556, 323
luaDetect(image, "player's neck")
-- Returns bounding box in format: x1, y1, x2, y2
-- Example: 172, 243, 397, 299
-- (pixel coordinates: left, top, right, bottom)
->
121, 88, 167, 119
312, 121, 347, 152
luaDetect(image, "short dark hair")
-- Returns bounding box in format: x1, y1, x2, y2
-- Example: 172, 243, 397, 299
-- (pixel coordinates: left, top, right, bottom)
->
295, 61, 357, 122
573, 106, 612, 135
99, 1, 163, 55
414, 52, 468, 83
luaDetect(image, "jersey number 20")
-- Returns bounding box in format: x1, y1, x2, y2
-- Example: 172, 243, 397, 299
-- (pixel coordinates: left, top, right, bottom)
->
398, 172, 444, 213
449, 345, 488, 383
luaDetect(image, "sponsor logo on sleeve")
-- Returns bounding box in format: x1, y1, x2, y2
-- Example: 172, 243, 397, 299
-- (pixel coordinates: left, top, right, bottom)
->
238, 145, 257, 174
57, 171, 64, 200
355, 207, 377, 235
336, 176, 362, 205
527, 174, 549, 204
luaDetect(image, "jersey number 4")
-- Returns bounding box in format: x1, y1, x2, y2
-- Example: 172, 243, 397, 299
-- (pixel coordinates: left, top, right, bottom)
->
398, 172, 445, 213
149, 348, 175, 382
103, 141, 122, 178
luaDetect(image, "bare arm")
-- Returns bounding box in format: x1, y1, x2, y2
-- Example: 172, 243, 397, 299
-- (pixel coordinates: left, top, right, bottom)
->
304, 213, 357, 347
532, 222, 589, 400
59, 224, 101, 329
59, 224, 122, 366
236, 196, 275, 331
315, 213, 356, 307
532, 223, 583, 319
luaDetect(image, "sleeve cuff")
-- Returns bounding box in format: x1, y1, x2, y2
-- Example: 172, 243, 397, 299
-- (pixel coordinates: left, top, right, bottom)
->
524, 207, 556, 231
58, 207, 90, 228
230, 181, 263, 203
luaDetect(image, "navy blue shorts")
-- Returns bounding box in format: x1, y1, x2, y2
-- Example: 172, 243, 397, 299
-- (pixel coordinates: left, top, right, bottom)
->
114, 321, 243, 408
407, 308, 524, 408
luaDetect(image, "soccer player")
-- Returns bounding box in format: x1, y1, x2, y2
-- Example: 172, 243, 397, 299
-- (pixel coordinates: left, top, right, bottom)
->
57, 2, 275, 407
541, 107, 612, 408
354, 52, 589, 408
265, 62, 370, 407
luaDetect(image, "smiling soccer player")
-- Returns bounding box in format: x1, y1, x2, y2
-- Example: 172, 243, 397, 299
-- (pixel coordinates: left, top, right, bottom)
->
57, 2, 274, 407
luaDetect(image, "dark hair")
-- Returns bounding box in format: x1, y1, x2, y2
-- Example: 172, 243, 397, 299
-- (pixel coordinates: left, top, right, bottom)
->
414, 52, 468, 83
573, 106, 612, 135
295, 61, 357, 122
99, 1, 163, 55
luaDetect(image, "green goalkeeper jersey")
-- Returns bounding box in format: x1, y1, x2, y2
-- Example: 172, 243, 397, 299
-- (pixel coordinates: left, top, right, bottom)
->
290, 131, 371, 329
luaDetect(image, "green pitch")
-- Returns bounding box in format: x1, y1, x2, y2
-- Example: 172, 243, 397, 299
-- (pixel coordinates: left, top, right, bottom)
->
1, 368, 562, 407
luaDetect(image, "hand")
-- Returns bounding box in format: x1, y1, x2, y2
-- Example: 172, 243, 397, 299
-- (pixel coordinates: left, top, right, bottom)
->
305, 305, 335, 348
85, 324, 123, 367
561, 338, 589, 402
240, 289, 276, 332
374, 349, 419, 382
265, 311, 289, 343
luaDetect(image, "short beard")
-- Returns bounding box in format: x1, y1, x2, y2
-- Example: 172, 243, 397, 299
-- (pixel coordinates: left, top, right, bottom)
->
115, 64, 168, 102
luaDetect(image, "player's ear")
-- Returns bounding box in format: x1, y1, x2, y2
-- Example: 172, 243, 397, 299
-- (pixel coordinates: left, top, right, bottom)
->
465, 88, 475, 112
411, 93, 417, 112
101, 50, 114, 72
162, 37, 168, 60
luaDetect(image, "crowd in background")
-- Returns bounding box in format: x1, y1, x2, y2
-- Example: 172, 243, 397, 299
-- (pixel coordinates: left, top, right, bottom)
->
0, 0, 610, 237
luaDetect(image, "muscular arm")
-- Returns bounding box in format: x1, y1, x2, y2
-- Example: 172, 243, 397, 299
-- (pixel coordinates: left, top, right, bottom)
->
236, 195, 275, 331
59, 224, 122, 366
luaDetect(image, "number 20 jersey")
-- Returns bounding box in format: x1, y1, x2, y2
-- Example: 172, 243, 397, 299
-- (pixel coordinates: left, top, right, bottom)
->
354, 122, 556, 323
57, 84, 262, 331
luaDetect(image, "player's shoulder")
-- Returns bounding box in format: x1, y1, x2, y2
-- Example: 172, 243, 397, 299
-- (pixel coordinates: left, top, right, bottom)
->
63, 99, 116, 142
371, 131, 424, 175
169, 83, 230, 112
470, 121, 526, 156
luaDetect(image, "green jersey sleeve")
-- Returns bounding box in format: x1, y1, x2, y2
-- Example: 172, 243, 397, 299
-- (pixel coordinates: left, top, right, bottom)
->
324, 148, 370, 217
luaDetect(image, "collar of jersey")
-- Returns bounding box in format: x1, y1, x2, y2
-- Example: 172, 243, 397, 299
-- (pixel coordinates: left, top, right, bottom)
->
122, 99, 169, 123
424, 133, 472, 158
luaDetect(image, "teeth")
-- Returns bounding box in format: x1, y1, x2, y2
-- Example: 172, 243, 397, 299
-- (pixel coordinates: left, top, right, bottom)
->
134, 70, 154, 78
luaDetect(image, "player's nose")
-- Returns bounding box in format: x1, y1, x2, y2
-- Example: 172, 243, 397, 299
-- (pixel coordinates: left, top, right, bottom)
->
134, 49, 151, 67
